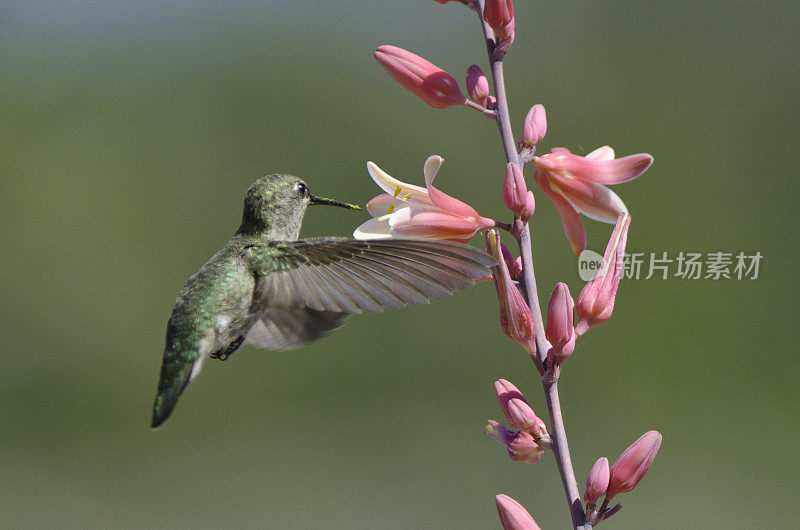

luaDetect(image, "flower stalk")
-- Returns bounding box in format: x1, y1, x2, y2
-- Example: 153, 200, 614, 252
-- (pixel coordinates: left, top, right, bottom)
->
473, 1, 587, 527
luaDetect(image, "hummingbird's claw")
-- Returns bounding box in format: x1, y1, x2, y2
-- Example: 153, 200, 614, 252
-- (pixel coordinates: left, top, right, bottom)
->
210, 335, 245, 362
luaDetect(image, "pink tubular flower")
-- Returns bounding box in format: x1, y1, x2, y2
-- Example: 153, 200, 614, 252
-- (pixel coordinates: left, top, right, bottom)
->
584, 457, 610, 508
606, 431, 662, 500
494, 380, 548, 440
533, 146, 653, 255
485, 421, 544, 464
495, 494, 541, 530
374, 45, 466, 109
466, 64, 490, 107
485, 230, 536, 354
503, 163, 535, 222
575, 213, 630, 335
545, 282, 576, 366
522, 104, 547, 148
352, 156, 495, 243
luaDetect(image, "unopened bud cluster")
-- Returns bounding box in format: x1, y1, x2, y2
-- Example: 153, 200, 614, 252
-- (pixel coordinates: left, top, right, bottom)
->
583, 431, 662, 524
486, 379, 550, 464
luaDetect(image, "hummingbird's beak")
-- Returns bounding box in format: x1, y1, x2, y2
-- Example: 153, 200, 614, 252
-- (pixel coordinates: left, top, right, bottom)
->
309, 194, 361, 210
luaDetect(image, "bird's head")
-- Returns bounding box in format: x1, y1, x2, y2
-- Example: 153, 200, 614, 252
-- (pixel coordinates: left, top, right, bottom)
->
239, 174, 360, 240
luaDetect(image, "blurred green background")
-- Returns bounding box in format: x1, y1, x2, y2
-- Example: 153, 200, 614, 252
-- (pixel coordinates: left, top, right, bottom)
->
2, 1, 798, 528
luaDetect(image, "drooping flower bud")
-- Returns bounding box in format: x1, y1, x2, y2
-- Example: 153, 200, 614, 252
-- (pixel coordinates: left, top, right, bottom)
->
606, 431, 662, 500
545, 282, 576, 366
575, 212, 630, 335
584, 457, 610, 508
466, 64, 490, 107
374, 45, 467, 109
485, 230, 536, 354
485, 420, 544, 463
503, 163, 535, 222
495, 494, 541, 530
493, 380, 549, 441
522, 104, 547, 148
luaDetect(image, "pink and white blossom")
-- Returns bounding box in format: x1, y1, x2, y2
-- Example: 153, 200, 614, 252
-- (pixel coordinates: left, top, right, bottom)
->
534, 146, 652, 255
353, 156, 495, 243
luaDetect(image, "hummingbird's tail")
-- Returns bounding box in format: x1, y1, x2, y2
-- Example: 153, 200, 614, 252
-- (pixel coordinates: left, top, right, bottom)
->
151, 347, 200, 429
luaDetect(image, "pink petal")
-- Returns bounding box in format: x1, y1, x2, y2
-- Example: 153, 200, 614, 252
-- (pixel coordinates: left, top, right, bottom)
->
389, 209, 484, 242
542, 152, 653, 185
427, 184, 483, 218
367, 161, 431, 202
421, 155, 484, 218
549, 174, 627, 223
535, 170, 586, 255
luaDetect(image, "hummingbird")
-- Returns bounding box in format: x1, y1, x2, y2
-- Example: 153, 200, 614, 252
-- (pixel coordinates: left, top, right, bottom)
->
151, 174, 495, 428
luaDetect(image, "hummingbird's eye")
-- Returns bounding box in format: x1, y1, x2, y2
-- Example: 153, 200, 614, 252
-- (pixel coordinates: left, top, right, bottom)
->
295, 182, 308, 196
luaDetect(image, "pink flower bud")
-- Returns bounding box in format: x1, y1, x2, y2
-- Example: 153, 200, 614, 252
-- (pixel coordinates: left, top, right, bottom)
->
485, 230, 536, 354
575, 213, 630, 335
494, 378, 524, 412
522, 104, 547, 147
484, 0, 515, 37
545, 282, 576, 366
466, 65, 490, 107
507, 398, 548, 439
584, 457, 610, 508
495, 494, 541, 530
606, 431, 662, 500
374, 45, 467, 109
503, 163, 535, 222
493, 380, 548, 439
486, 95, 497, 110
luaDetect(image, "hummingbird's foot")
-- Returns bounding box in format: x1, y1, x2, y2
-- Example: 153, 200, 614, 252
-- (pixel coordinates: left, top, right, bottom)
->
210, 335, 245, 362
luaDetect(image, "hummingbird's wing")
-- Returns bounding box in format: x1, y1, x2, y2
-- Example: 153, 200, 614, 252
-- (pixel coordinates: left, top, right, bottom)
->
243, 238, 495, 350
245, 307, 345, 351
